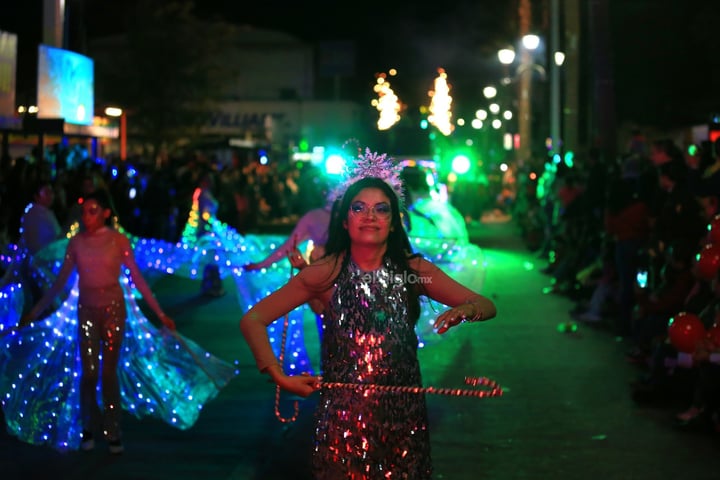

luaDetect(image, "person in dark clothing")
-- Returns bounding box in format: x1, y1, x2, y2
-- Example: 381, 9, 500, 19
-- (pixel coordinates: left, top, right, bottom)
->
604, 156, 652, 337
647, 159, 707, 289
630, 239, 697, 359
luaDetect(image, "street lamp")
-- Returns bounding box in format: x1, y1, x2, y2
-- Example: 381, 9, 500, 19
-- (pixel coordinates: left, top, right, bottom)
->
514, 35, 538, 163
104, 106, 126, 161
522, 34, 540, 51
550, 50, 565, 156
497, 34, 543, 163
498, 48, 515, 66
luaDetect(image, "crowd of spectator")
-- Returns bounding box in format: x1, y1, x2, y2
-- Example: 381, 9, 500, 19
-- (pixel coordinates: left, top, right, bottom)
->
512, 134, 720, 434
0, 148, 330, 248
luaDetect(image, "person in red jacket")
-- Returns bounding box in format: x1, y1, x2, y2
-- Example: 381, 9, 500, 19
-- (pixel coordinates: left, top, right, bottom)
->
604, 154, 652, 337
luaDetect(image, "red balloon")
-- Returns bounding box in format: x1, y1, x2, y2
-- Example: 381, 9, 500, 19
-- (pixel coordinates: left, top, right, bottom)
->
695, 243, 720, 281
709, 214, 720, 245
668, 312, 706, 353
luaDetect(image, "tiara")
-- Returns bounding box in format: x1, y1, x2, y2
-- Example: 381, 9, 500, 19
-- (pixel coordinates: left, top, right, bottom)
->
328, 145, 405, 205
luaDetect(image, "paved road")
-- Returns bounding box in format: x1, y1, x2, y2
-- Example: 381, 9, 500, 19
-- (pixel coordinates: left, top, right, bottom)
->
1, 219, 718, 479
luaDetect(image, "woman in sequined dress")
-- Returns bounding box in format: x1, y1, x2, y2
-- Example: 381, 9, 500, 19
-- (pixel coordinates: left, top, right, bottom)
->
21, 189, 177, 454
241, 174, 497, 479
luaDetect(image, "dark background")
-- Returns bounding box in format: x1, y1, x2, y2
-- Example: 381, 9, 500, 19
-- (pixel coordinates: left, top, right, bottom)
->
1, 0, 719, 130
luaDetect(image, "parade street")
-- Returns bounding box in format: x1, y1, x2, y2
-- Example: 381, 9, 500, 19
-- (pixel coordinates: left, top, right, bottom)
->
1, 220, 717, 480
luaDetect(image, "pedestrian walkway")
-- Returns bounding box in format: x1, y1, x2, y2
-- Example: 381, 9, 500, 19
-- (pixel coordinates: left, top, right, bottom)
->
0, 219, 718, 479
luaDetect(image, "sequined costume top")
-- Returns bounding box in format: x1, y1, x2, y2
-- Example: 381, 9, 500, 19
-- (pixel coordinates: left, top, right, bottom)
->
312, 256, 432, 479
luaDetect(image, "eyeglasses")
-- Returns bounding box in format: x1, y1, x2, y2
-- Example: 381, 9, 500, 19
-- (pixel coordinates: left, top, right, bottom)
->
349, 201, 392, 219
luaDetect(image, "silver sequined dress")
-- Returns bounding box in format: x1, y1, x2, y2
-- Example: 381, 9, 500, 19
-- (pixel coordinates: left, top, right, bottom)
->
312, 257, 432, 479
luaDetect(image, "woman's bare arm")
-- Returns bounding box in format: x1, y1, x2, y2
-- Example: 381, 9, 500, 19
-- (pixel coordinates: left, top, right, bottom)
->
411, 257, 497, 334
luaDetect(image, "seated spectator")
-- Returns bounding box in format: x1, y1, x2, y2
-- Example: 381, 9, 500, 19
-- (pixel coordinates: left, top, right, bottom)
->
673, 270, 720, 431
647, 160, 707, 286
628, 239, 697, 362
571, 237, 617, 324
630, 252, 718, 407
603, 155, 651, 336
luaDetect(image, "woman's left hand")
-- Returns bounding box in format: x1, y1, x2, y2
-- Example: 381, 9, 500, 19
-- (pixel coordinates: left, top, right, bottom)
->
434, 304, 475, 334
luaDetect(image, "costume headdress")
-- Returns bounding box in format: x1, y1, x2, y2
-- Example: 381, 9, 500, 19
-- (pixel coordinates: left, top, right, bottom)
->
328, 142, 404, 206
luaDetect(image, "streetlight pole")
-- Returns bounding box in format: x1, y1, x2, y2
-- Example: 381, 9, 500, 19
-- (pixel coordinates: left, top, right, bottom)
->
550, 0, 565, 157
104, 106, 126, 161
518, 48, 532, 164
517, 0, 533, 164
119, 112, 127, 161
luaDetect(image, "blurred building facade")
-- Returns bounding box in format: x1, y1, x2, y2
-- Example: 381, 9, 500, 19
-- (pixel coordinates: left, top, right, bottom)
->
88, 25, 368, 164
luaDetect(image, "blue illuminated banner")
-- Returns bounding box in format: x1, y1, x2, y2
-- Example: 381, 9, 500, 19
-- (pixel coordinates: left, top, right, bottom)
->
37, 44, 94, 125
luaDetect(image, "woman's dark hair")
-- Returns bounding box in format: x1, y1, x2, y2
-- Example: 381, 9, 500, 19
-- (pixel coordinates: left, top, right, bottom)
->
83, 189, 118, 226
324, 177, 421, 322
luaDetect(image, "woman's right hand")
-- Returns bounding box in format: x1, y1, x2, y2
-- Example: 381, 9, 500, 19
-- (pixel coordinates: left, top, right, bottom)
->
276, 372, 322, 398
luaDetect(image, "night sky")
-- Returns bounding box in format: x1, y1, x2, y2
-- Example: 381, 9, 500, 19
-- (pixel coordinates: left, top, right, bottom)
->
1, 0, 719, 128
84, 0, 516, 112
0, 1, 517, 114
